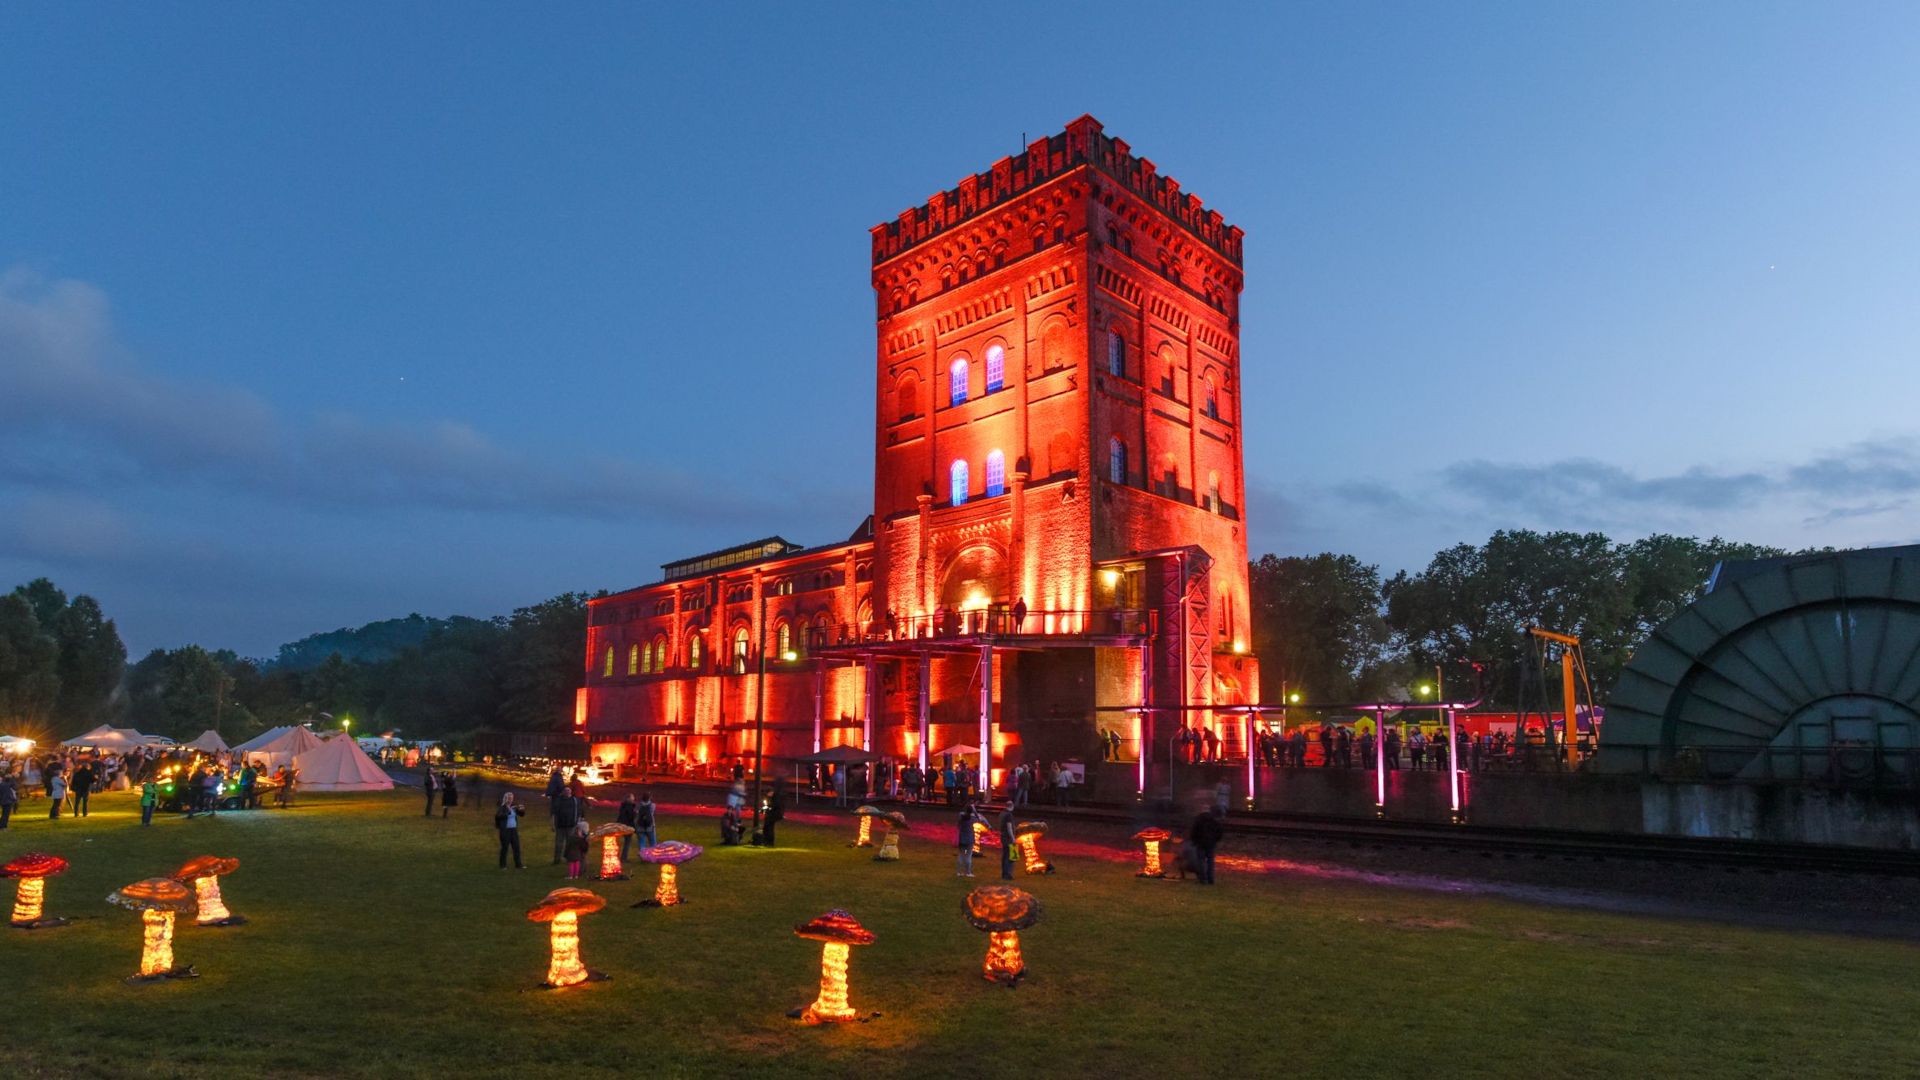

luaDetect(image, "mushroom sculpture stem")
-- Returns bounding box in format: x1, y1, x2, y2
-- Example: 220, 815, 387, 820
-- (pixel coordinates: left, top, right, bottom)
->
1016, 833, 1047, 874
805, 941, 856, 1023
972, 820, 989, 856
874, 823, 901, 862
140, 909, 176, 977
547, 911, 586, 987
190, 876, 232, 925
853, 815, 872, 848
984, 930, 1024, 984
1140, 839, 1164, 877
11, 876, 45, 926
654, 864, 680, 906
599, 837, 623, 880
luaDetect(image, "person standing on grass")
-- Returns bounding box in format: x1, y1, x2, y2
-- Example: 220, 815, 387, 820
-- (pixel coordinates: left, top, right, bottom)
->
440, 771, 458, 817
495, 791, 526, 869
997, 808, 1016, 881
0, 770, 16, 829
761, 786, 784, 847
636, 791, 657, 848
47, 767, 66, 819
616, 793, 640, 862
70, 760, 94, 817
1187, 806, 1223, 885
552, 788, 580, 865
139, 776, 157, 826
955, 802, 979, 878
239, 760, 257, 810
422, 767, 438, 816
563, 819, 589, 879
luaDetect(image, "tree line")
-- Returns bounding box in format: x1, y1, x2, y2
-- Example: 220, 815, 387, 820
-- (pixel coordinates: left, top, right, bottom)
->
0, 529, 1787, 743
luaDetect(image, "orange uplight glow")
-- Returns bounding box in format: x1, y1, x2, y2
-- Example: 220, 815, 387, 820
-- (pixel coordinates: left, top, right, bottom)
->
854, 816, 872, 847
985, 930, 1024, 981
4, 852, 68, 928
191, 876, 231, 924
600, 836, 622, 878
656, 864, 681, 906
1017, 833, 1046, 874
13, 875, 46, 925
962, 885, 1040, 986
1132, 828, 1171, 878
793, 910, 874, 1024
140, 910, 176, 977
528, 888, 606, 989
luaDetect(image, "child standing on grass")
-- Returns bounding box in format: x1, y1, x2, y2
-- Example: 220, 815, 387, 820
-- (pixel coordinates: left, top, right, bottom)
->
563, 819, 589, 879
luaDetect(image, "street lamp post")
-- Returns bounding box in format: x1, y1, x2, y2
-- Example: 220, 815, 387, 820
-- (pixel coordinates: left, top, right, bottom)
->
751, 586, 768, 839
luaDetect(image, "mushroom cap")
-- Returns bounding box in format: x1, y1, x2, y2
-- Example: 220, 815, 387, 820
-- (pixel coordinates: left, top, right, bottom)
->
1013, 820, 1049, 838
2, 852, 68, 879
171, 855, 240, 881
526, 887, 606, 922
638, 841, 703, 865
853, 804, 886, 818
794, 909, 876, 946
963, 885, 1041, 932
879, 810, 910, 830
108, 877, 197, 913
587, 823, 635, 841
1131, 827, 1172, 843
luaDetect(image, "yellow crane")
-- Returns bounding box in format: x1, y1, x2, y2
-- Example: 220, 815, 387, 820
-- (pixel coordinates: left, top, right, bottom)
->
1527, 627, 1594, 770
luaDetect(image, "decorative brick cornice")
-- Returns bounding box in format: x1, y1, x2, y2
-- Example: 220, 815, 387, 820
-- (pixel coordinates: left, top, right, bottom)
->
1094, 264, 1142, 307
872, 115, 1243, 268
885, 327, 925, 357
933, 287, 1015, 336
1025, 261, 1077, 302
1195, 322, 1238, 360
1147, 294, 1191, 334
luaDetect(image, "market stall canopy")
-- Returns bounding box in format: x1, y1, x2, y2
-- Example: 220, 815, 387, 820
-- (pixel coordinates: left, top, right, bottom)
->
232, 725, 325, 769
291, 736, 393, 791
183, 730, 229, 753
800, 745, 878, 764
931, 744, 981, 758
61, 726, 152, 752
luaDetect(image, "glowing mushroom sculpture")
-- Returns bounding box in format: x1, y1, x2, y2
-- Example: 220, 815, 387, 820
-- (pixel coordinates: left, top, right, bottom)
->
4, 852, 70, 929
972, 819, 994, 856
527, 887, 608, 989
108, 877, 199, 982
849, 804, 881, 848
1013, 821, 1055, 874
867, 809, 910, 862
632, 841, 703, 908
589, 823, 635, 880
789, 910, 875, 1024
1131, 827, 1173, 878
962, 885, 1042, 986
171, 855, 245, 926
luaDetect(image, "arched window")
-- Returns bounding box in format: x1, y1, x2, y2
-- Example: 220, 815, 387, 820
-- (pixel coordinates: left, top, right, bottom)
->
776, 621, 791, 657
896, 374, 919, 422
732, 627, 750, 674
950, 458, 969, 505
653, 635, 669, 670
949, 357, 969, 406
1208, 471, 1221, 513
1204, 374, 1220, 419
985, 450, 1006, 497
985, 344, 1005, 393
1107, 331, 1126, 377
603, 646, 614, 678
688, 634, 703, 670
628, 643, 640, 675
1108, 437, 1127, 484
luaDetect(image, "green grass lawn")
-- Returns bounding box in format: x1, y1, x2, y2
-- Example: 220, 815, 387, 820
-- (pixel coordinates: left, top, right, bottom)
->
2, 787, 1914, 1079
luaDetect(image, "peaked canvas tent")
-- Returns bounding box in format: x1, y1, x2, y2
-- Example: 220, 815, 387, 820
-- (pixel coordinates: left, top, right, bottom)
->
184, 729, 230, 753
232, 725, 325, 769
292, 735, 393, 792
62, 725, 151, 752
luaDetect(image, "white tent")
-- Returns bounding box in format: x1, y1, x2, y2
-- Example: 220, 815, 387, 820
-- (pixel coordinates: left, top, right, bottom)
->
292, 735, 393, 792
183, 729, 229, 753
232, 725, 325, 770
62, 725, 151, 752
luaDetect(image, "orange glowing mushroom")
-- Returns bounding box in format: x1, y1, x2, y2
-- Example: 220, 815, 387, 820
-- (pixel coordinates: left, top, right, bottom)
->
631, 841, 703, 908
4, 852, 70, 930
1012, 821, 1054, 875
1131, 827, 1173, 878
527, 887, 608, 989
971, 819, 995, 855
170, 855, 245, 927
789, 910, 876, 1023
865, 809, 910, 862
589, 823, 635, 880
962, 885, 1042, 986
849, 804, 882, 848
108, 877, 199, 982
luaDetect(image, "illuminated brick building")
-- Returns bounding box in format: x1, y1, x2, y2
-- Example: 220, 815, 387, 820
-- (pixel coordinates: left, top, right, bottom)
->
580, 116, 1257, 793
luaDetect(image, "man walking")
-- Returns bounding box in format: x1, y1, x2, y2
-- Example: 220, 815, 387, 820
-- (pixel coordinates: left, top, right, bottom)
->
955, 802, 979, 878
70, 761, 94, 817
1188, 806, 1223, 885
997, 808, 1017, 881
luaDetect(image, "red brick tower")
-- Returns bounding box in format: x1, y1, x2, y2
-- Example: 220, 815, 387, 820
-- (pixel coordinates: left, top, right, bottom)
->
869, 115, 1257, 767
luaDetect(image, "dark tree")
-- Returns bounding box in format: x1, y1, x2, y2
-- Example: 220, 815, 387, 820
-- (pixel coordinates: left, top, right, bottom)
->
0, 594, 60, 731
1247, 553, 1391, 701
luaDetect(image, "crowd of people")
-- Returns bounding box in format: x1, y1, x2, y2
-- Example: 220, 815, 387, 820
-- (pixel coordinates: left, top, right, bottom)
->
1253, 723, 1542, 772
0, 746, 297, 828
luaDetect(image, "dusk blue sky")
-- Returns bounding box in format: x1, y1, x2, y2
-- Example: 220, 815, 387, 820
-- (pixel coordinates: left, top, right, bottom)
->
3, 3, 1917, 657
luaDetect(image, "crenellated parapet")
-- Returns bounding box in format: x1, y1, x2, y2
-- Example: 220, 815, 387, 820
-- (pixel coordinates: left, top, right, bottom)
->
871, 115, 1244, 269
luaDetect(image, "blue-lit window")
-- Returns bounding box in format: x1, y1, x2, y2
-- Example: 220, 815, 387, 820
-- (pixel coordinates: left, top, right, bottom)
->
1107, 332, 1126, 377
949, 358, 969, 406
985, 450, 1005, 497
985, 344, 1005, 393
950, 459, 969, 505
1108, 437, 1127, 484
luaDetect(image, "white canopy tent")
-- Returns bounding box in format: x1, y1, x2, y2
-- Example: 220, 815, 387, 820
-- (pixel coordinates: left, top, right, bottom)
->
292, 736, 393, 792
232, 725, 325, 770
183, 729, 229, 753
61, 725, 151, 752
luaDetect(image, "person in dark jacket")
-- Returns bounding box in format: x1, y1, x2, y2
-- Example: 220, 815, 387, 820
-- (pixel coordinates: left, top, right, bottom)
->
552, 792, 580, 864
761, 787, 784, 847
422, 767, 438, 816
635, 791, 657, 849
615, 793, 640, 862
439, 771, 458, 817
495, 791, 527, 869
70, 762, 94, 817
1187, 808, 1224, 885
0, 772, 16, 828
955, 803, 980, 878
997, 809, 1017, 880
563, 820, 589, 879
